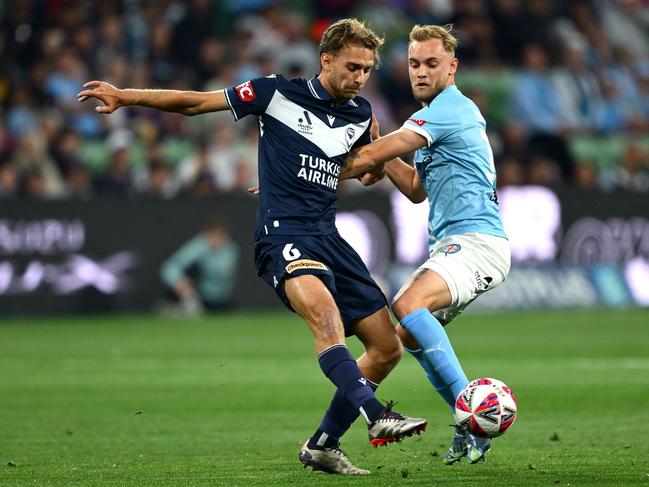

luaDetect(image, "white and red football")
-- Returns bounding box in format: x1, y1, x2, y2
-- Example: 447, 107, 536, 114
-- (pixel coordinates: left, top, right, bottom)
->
454, 378, 517, 438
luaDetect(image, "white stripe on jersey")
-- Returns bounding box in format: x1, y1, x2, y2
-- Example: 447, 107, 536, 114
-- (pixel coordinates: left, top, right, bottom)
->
307, 79, 321, 99
265, 91, 370, 158
403, 122, 433, 146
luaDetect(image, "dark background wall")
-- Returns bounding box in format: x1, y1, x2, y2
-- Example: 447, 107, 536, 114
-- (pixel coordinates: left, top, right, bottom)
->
1, 188, 648, 315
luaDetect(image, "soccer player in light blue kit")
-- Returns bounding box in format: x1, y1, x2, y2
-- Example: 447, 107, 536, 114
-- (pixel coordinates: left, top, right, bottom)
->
342, 24, 511, 464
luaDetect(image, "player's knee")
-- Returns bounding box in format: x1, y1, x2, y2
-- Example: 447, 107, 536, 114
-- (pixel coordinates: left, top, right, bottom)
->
396, 325, 421, 350
391, 295, 418, 321
387, 337, 404, 367
310, 309, 338, 333
372, 335, 403, 370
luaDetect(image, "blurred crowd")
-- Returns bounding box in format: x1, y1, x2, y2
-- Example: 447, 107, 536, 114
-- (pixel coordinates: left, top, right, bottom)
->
1, 0, 649, 200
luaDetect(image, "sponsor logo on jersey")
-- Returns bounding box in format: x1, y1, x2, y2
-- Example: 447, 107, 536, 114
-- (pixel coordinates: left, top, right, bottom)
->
442, 243, 461, 255
297, 110, 313, 136
235, 81, 256, 102
298, 110, 312, 125
285, 259, 328, 274
475, 271, 493, 292
408, 118, 426, 126
297, 154, 340, 190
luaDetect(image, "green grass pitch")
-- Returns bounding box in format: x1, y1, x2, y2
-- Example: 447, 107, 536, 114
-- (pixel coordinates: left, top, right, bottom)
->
1, 309, 648, 486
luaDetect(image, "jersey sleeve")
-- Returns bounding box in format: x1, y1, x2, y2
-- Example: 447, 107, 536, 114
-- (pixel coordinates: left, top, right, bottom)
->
224, 75, 280, 121
402, 103, 456, 147
351, 124, 372, 149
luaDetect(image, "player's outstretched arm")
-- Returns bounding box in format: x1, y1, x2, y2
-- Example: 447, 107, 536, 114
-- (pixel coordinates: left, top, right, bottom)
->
384, 157, 427, 203
77, 81, 229, 115
340, 128, 426, 180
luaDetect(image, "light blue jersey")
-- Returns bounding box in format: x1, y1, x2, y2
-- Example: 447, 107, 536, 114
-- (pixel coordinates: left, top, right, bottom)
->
402, 84, 507, 249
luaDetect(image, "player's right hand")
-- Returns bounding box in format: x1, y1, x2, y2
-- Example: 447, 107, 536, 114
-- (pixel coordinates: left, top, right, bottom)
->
77, 81, 122, 114
370, 113, 381, 141
358, 171, 383, 186
247, 185, 260, 196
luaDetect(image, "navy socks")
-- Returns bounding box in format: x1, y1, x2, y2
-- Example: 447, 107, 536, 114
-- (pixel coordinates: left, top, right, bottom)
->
309, 377, 379, 448
314, 344, 384, 446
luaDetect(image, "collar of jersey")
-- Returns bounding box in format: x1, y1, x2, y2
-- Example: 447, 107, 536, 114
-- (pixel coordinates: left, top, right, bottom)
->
307, 75, 358, 108
425, 84, 458, 106
308, 76, 334, 101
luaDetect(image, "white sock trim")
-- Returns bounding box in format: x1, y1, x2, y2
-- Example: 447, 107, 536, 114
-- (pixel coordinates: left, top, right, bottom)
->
316, 432, 329, 447
317, 343, 347, 359
359, 406, 370, 424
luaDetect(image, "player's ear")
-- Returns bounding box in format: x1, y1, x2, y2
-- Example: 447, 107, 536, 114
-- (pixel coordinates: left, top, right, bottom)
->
320, 52, 332, 72
449, 57, 458, 76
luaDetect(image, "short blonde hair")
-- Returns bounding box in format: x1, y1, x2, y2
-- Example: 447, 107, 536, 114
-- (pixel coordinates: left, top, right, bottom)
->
409, 24, 458, 54
319, 18, 385, 65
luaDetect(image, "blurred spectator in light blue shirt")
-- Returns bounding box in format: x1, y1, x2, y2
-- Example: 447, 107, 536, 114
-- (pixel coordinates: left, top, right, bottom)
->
510, 44, 569, 135
510, 43, 576, 182
551, 45, 607, 132
601, 47, 648, 132
160, 219, 239, 315
46, 49, 102, 137
6, 87, 39, 136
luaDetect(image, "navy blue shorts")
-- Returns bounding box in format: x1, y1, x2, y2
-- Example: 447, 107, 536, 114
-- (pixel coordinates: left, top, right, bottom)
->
254, 232, 387, 335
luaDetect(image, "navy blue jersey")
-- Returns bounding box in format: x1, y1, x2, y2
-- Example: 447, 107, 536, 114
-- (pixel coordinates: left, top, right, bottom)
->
224, 75, 372, 237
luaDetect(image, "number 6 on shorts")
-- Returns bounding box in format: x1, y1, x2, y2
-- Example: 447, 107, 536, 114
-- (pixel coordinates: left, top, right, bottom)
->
282, 243, 301, 261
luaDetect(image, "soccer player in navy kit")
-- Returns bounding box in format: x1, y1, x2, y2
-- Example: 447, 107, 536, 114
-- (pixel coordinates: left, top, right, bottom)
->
342, 24, 511, 466
78, 19, 426, 475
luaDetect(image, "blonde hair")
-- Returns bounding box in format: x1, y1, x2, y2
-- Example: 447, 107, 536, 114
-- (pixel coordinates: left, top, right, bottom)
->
409, 24, 458, 54
319, 18, 384, 65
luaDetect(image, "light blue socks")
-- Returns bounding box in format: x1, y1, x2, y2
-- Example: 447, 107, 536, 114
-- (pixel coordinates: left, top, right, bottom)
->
400, 308, 469, 411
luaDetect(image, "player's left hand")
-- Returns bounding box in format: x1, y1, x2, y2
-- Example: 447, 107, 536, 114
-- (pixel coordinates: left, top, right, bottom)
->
247, 185, 260, 196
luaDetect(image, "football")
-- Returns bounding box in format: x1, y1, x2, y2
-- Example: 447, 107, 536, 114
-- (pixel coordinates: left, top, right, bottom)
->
454, 378, 517, 438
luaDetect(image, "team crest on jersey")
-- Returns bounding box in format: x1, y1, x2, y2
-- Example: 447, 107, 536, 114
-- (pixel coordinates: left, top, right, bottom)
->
344, 127, 356, 148
235, 81, 256, 102
442, 243, 461, 255
408, 118, 426, 126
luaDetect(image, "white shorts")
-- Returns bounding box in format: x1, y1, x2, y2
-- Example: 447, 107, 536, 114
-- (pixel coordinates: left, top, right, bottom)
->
420, 233, 511, 324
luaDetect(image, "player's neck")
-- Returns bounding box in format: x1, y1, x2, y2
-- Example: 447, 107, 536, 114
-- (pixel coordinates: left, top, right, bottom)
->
317, 73, 347, 104
422, 81, 456, 106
